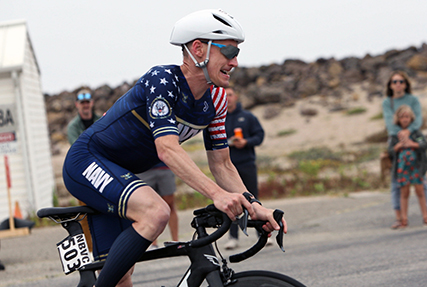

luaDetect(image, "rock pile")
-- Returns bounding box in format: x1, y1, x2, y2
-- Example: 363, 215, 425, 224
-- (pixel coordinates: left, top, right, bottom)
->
45, 44, 427, 150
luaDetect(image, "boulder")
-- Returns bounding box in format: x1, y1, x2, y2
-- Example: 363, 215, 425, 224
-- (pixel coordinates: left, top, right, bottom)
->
407, 54, 427, 71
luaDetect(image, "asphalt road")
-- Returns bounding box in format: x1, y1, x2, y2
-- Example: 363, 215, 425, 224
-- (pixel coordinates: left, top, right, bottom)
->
1, 190, 426, 287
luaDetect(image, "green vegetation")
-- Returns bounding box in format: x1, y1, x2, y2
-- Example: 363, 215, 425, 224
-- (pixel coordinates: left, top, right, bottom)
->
52, 189, 59, 207
49, 146, 386, 213
288, 147, 342, 161
176, 192, 213, 210
346, 107, 367, 115
370, 112, 383, 120
173, 146, 385, 210
277, 129, 297, 137
181, 137, 204, 152
29, 212, 57, 227
258, 146, 384, 200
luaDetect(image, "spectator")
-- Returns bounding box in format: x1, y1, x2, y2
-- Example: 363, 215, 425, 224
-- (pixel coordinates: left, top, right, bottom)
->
67, 88, 101, 251
382, 71, 427, 229
388, 105, 427, 227
136, 162, 178, 249
224, 87, 265, 250
67, 88, 101, 145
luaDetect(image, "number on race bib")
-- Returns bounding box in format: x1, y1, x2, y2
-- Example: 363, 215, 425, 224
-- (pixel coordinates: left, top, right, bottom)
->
57, 233, 92, 274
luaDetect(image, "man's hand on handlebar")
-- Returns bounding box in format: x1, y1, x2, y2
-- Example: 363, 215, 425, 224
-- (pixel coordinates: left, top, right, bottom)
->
213, 192, 287, 235
212, 192, 254, 222
251, 203, 287, 234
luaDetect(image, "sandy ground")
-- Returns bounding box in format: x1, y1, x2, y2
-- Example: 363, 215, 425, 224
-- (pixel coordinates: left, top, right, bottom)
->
253, 86, 386, 157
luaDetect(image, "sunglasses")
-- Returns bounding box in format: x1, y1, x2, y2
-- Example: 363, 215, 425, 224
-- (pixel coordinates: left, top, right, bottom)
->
392, 80, 405, 84
201, 41, 240, 59
77, 93, 92, 101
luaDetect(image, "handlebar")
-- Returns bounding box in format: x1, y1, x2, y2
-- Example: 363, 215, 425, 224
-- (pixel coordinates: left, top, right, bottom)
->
190, 204, 232, 248
38, 203, 285, 263
189, 204, 285, 262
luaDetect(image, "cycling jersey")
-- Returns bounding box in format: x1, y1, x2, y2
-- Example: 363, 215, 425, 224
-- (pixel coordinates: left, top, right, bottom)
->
85, 64, 228, 173
63, 64, 229, 260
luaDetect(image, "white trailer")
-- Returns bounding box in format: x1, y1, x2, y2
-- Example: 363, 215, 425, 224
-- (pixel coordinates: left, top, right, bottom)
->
0, 19, 54, 223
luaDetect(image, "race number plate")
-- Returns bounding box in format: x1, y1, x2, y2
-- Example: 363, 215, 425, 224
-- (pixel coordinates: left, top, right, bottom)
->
57, 233, 92, 274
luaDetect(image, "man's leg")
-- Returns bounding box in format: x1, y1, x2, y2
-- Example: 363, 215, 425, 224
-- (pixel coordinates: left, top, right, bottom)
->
225, 164, 258, 250
95, 186, 170, 287
237, 164, 259, 198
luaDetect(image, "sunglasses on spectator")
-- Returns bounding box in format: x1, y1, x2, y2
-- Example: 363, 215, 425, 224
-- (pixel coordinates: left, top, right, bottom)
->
392, 80, 405, 84
201, 41, 240, 59
77, 93, 92, 101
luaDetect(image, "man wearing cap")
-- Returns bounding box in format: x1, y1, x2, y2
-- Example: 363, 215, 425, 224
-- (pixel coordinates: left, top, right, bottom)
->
67, 88, 101, 145
66, 88, 101, 252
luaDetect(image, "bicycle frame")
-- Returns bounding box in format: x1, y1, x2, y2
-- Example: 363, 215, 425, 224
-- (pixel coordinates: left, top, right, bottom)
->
56, 214, 230, 286
38, 204, 285, 287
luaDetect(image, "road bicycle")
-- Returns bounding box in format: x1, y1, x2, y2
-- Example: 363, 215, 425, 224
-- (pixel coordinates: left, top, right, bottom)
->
37, 204, 306, 287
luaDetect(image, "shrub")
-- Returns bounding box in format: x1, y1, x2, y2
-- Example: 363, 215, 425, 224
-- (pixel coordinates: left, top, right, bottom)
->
288, 147, 342, 161
370, 112, 383, 120
346, 107, 367, 115
277, 129, 297, 137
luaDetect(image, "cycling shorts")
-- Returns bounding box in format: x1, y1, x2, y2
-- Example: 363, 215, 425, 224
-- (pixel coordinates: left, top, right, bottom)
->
63, 137, 147, 260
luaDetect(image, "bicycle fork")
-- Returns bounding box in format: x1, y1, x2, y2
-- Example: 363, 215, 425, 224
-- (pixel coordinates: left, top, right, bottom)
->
177, 243, 227, 287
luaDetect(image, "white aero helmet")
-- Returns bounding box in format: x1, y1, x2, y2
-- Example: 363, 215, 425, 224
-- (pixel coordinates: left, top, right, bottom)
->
170, 9, 245, 45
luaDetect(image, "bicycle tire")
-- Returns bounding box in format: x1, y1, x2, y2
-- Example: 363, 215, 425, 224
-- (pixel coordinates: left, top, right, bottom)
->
230, 270, 306, 287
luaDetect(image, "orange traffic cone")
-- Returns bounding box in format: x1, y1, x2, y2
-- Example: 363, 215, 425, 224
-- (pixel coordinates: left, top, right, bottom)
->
14, 201, 23, 219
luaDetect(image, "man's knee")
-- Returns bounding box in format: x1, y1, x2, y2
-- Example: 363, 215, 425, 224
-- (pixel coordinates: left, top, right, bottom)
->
153, 201, 171, 227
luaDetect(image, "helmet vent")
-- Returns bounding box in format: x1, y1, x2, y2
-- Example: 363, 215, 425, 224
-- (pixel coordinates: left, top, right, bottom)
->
213, 30, 224, 34
213, 14, 232, 27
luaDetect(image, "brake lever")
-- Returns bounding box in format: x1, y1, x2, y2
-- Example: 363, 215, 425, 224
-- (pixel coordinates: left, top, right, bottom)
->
236, 208, 249, 236
273, 209, 285, 252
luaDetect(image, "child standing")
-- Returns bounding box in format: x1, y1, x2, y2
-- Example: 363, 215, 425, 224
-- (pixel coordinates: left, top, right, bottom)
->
388, 105, 427, 228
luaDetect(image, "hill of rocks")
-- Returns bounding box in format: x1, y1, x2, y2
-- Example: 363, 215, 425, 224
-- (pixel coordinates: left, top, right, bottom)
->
45, 43, 427, 152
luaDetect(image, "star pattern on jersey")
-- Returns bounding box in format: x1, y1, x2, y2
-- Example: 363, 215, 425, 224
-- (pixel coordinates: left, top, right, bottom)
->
150, 86, 156, 94
165, 69, 172, 74
151, 70, 159, 76
168, 118, 176, 124
160, 78, 168, 85
145, 80, 150, 87
167, 91, 175, 98
149, 121, 155, 128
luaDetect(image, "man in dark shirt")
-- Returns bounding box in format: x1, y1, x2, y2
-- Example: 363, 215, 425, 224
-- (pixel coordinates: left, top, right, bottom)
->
224, 87, 265, 249
67, 88, 101, 145
66, 88, 101, 251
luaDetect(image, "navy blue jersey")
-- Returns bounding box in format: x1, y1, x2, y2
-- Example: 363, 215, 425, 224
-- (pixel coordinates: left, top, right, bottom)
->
63, 64, 229, 260
81, 65, 228, 174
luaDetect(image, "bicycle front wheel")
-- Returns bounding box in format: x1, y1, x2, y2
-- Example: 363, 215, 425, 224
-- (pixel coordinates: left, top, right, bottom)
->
230, 270, 306, 287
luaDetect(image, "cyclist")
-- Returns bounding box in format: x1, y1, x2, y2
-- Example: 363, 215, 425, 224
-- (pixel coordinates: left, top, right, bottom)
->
63, 9, 287, 287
